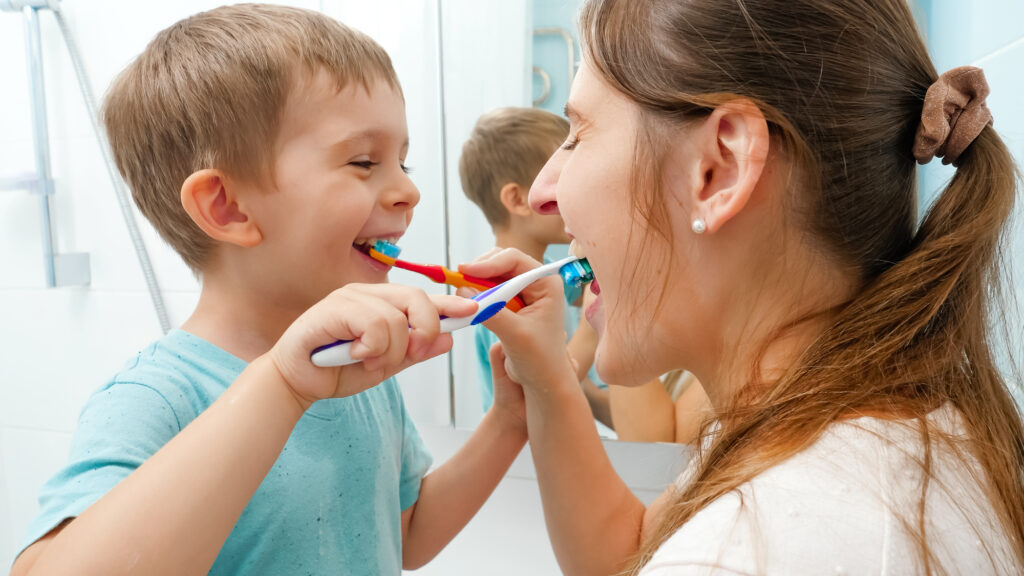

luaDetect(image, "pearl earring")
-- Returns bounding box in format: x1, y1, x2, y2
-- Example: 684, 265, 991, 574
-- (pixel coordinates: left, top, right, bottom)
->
691, 218, 707, 234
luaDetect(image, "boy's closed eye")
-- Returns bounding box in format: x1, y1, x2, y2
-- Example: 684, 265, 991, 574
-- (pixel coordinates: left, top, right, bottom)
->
348, 159, 413, 174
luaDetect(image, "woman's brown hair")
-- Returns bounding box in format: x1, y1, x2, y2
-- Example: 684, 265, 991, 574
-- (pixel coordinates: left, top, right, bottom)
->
577, 0, 1023, 573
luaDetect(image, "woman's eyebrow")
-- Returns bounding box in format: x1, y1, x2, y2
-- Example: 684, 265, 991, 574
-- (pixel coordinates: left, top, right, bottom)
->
563, 102, 585, 125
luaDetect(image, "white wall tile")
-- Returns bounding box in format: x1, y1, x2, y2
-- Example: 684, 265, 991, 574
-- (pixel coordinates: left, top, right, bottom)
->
0, 289, 197, 433
0, 428, 13, 569
926, 0, 1024, 73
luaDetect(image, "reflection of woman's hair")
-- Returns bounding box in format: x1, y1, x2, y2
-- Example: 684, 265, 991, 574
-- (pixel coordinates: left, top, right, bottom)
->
578, 0, 1023, 573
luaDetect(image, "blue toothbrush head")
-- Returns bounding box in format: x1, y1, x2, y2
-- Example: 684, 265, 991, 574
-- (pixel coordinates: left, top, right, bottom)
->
372, 239, 402, 259
559, 258, 593, 304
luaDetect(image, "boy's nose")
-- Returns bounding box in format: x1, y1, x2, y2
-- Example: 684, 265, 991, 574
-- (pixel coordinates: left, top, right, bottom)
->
529, 152, 562, 215
383, 173, 420, 210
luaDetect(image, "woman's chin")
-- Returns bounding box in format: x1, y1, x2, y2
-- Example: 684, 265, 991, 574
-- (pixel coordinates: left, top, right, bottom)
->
594, 344, 627, 386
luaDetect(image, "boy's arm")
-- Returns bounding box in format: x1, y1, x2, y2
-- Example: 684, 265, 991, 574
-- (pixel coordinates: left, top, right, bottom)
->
13, 285, 476, 576
400, 345, 528, 570
12, 357, 307, 576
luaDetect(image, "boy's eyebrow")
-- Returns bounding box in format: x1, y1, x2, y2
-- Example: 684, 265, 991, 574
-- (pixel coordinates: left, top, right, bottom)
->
328, 129, 409, 152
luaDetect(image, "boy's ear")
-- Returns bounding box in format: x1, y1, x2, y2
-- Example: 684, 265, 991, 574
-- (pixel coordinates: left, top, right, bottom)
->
672, 99, 769, 234
180, 169, 262, 247
498, 182, 533, 217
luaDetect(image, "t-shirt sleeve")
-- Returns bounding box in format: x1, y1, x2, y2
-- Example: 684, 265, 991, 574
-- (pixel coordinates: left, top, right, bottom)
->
397, 389, 433, 511
17, 381, 181, 555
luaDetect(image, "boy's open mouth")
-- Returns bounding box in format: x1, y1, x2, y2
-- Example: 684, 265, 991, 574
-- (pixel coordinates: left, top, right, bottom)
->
353, 236, 402, 255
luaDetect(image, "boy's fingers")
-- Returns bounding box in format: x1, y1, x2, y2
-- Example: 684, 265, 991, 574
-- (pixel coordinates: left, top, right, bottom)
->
367, 331, 454, 378
342, 295, 402, 361
341, 285, 435, 360
320, 287, 474, 367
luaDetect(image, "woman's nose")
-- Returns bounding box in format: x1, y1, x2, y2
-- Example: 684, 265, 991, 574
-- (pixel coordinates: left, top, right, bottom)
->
529, 153, 562, 215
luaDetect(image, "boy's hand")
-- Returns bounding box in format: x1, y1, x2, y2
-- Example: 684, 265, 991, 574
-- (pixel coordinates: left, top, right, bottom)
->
458, 248, 576, 390
270, 284, 478, 408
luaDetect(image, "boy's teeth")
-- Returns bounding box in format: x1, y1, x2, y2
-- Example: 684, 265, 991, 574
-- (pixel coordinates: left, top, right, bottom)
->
569, 239, 586, 258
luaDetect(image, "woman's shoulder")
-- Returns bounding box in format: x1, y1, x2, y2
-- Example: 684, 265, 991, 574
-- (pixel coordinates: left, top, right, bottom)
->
646, 407, 1015, 575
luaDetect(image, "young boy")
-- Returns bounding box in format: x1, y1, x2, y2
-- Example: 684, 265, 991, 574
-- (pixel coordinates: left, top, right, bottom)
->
11, 6, 526, 575
458, 107, 611, 428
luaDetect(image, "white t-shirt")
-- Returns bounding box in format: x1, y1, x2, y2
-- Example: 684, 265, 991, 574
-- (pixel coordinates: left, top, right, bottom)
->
640, 406, 1019, 575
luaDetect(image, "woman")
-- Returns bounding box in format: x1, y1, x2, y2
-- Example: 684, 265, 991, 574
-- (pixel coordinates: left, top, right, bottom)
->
461, 0, 1023, 573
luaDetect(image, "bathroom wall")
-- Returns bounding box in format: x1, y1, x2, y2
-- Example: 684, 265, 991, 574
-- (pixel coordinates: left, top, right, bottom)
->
919, 0, 1024, 394
531, 0, 578, 115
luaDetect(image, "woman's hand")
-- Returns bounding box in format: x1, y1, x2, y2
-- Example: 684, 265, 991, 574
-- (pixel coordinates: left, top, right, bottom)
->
486, 342, 528, 436
458, 248, 578, 392
269, 284, 478, 408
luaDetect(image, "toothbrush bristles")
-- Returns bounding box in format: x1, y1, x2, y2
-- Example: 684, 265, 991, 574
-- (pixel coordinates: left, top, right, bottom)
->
373, 239, 402, 259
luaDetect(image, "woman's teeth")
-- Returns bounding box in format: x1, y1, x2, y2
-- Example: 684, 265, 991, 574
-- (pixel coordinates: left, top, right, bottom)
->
569, 239, 586, 259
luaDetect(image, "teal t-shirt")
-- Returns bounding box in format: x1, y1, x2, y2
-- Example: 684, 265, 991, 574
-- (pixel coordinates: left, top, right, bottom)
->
475, 302, 605, 412
17, 330, 432, 575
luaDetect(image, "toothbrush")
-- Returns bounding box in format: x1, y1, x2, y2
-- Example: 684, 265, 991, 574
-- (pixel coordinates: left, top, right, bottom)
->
310, 255, 593, 367
358, 240, 525, 311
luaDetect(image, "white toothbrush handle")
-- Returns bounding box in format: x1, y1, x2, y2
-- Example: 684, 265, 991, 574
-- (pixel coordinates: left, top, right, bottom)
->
310, 342, 358, 367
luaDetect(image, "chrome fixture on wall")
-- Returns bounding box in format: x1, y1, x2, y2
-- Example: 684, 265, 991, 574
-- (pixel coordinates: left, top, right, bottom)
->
2, 0, 170, 333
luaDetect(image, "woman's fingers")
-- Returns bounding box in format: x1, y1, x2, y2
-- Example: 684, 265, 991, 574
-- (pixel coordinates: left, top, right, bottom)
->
459, 248, 563, 305
458, 247, 539, 279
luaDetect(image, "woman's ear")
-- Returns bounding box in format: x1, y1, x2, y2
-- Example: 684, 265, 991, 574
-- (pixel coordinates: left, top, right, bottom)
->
180, 169, 263, 247
673, 99, 770, 234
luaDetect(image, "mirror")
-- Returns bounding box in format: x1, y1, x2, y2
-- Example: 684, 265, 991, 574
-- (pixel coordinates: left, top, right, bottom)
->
439, 0, 629, 436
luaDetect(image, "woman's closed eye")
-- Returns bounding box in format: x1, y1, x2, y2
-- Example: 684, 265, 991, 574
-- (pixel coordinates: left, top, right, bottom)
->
561, 134, 580, 151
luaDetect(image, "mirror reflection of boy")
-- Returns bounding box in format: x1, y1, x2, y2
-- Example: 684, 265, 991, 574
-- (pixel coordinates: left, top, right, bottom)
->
458, 107, 612, 429
12, 6, 527, 574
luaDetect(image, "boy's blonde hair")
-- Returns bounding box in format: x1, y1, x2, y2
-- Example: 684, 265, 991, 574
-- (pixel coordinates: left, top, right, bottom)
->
458, 107, 569, 228
102, 4, 399, 272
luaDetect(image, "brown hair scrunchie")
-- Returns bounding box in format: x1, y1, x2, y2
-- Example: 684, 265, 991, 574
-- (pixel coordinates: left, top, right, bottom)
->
913, 66, 993, 166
